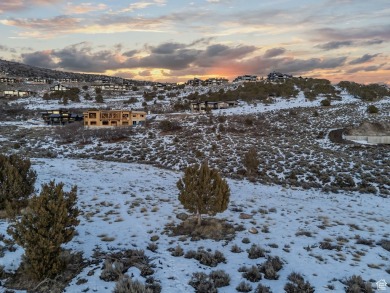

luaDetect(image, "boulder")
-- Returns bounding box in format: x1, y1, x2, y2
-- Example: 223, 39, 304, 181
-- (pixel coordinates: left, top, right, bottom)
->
176, 212, 189, 221
239, 213, 253, 219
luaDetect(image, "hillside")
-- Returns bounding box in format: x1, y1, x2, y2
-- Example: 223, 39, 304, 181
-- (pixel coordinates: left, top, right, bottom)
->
0, 59, 143, 85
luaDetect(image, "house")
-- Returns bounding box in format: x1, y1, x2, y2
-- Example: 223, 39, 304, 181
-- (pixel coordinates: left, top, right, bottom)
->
267, 71, 292, 82
185, 78, 203, 87
3, 89, 33, 98
91, 83, 130, 92
50, 84, 70, 92
204, 78, 229, 86
83, 110, 147, 127
41, 109, 83, 125
0, 77, 22, 83
190, 101, 238, 113
233, 75, 258, 83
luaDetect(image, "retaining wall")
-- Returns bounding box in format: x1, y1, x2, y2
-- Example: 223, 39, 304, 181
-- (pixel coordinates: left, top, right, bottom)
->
344, 135, 390, 144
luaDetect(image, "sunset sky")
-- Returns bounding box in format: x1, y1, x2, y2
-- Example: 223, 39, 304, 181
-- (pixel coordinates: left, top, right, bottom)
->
0, 0, 389, 84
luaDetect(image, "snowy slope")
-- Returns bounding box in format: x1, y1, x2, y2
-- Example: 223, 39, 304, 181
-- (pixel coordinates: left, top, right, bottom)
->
1, 158, 388, 292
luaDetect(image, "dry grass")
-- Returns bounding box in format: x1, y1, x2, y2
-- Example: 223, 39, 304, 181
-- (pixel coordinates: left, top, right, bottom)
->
166, 217, 236, 241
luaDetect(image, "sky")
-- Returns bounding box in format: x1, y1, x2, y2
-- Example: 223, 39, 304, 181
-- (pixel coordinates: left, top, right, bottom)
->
0, 0, 389, 84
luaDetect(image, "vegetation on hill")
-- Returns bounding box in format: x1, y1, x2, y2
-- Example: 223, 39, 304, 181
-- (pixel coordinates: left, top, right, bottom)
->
0, 59, 143, 85
185, 77, 344, 103
337, 81, 390, 101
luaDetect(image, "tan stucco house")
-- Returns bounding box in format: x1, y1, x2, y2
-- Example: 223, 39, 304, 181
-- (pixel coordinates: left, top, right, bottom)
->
83, 110, 146, 127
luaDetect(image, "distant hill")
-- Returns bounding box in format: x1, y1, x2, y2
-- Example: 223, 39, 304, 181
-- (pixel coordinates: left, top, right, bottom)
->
0, 59, 146, 85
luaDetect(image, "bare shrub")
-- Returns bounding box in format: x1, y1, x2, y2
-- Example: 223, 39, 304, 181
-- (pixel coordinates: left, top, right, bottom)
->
209, 270, 230, 288
343, 275, 373, 293
284, 272, 315, 293
380, 239, 390, 251
236, 281, 253, 292
171, 245, 184, 257
113, 274, 153, 293
247, 244, 266, 259
260, 256, 283, 280
231, 244, 243, 253
100, 259, 124, 282
147, 243, 158, 253
242, 265, 262, 282
184, 249, 226, 267
159, 120, 182, 132
255, 284, 273, 293
188, 272, 217, 293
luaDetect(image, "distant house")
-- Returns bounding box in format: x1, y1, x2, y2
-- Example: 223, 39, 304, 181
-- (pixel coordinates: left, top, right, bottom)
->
190, 101, 238, 113
204, 78, 229, 86
233, 75, 258, 83
50, 84, 70, 92
3, 89, 33, 98
58, 78, 79, 83
267, 71, 292, 82
41, 109, 83, 125
0, 77, 22, 83
83, 110, 147, 127
185, 78, 203, 87
92, 83, 130, 92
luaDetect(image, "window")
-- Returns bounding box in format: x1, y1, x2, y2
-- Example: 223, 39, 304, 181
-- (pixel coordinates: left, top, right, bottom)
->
133, 121, 137, 125
90, 121, 97, 125
89, 113, 97, 118
141, 115, 144, 117
102, 121, 109, 125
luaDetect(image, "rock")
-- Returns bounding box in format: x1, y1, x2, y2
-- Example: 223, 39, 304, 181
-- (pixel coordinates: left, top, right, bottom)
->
239, 213, 253, 219
176, 212, 189, 221
248, 227, 258, 234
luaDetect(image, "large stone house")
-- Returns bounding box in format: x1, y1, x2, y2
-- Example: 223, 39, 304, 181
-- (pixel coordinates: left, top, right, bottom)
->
83, 110, 147, 127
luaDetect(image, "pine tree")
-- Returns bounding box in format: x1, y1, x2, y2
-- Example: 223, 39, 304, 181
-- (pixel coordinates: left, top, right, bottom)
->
243, 147, 259, 177
177, 161, 230, 225
8, 180, 79, 280
0, 154, 36, 213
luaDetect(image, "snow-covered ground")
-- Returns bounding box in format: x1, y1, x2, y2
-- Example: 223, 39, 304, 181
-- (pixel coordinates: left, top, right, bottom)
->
1, 158, 389, 292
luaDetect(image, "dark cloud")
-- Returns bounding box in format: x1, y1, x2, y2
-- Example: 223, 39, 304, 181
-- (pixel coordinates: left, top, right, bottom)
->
349, 53, 379, 65
52, 43, 123, 72
363, 39, 384, 46
18, 40, 351, 79
314, 25, 390, 41
150, 43, 185, 54
188, 37, 215, 47
195, 44, 257, 67
134, 48, 200, 70
123, 50, 138, 57
346, 64, 384, 74
263, 47, 286, 58
315, 41, 353, 50
270, 56, 347, 74
21, 51, 56, 68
